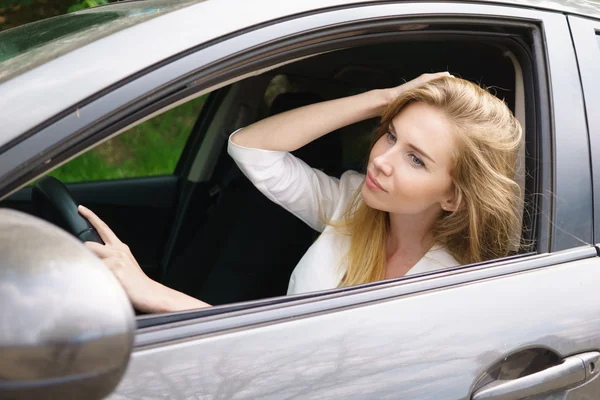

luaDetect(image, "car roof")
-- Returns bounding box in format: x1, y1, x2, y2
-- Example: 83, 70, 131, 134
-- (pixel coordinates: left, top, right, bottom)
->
0, 0, 598, 149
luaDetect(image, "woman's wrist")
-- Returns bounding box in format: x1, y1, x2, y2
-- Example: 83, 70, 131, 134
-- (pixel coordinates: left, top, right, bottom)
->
143, 280, 210, 313
365, 89, 393, 118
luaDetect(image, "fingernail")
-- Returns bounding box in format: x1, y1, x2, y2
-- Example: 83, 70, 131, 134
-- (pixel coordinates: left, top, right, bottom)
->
78, 205, 87, 211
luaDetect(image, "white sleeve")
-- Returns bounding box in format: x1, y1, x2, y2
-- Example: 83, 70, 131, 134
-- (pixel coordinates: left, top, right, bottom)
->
227, 131, 349, 232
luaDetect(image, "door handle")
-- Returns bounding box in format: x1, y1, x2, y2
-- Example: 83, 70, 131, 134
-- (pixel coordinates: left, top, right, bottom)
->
472, 351, 600, 400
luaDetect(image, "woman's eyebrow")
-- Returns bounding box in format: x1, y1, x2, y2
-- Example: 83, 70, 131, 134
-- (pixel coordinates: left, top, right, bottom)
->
389, 123, 437, 164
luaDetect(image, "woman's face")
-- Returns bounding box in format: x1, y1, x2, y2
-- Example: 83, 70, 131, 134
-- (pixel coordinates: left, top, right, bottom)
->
362, 102, 458, 216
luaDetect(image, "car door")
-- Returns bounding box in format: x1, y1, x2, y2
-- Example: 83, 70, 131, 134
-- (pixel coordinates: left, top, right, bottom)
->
1, 1, 598, 399
95, 2, 598, 399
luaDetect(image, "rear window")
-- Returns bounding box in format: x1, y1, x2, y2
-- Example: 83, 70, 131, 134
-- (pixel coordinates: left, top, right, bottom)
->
0, 0, 201, 84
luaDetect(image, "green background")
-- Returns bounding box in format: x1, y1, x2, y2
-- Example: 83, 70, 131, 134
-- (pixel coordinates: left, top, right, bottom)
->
49, 96, 207, 183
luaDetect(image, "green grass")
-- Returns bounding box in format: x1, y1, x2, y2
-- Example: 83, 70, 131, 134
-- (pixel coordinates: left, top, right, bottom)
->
47, 95, 207, 183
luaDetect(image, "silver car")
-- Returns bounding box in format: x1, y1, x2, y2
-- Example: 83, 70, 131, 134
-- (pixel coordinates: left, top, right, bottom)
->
2, 0, 600, 398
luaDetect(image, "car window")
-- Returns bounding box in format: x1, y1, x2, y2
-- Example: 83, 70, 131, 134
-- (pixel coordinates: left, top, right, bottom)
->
46, 95, 206, 183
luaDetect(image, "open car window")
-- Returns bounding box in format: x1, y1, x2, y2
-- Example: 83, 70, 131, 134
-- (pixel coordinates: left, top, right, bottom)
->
144, 39, 536, 324
142, 32, 540, 324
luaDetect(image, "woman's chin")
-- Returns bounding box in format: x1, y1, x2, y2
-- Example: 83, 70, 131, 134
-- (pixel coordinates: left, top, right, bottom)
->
361, 186, 385, 211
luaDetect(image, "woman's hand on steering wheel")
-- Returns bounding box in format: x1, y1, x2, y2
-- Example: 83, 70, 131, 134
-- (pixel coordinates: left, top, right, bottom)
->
78, 205, 161, 313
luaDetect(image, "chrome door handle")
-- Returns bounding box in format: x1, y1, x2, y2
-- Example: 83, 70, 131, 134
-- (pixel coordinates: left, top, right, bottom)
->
472, 351, 600, 400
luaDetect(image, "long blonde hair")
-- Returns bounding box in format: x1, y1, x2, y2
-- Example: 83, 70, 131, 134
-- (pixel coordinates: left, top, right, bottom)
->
338, 77, 523, 287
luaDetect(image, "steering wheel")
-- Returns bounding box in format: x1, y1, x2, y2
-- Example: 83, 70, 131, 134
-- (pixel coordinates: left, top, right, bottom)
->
31, 177, 104, 244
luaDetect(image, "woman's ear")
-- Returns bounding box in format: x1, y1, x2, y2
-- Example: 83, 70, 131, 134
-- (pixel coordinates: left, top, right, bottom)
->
441, 199, 459, 212
441, 187, 462, 213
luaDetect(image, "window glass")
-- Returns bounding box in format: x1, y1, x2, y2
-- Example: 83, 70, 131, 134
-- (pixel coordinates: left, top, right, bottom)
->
47, 95, 206, 183
0, 0, 201, 83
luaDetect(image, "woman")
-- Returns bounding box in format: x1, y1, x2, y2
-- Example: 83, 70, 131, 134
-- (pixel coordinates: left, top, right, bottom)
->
79, 72, 523, 312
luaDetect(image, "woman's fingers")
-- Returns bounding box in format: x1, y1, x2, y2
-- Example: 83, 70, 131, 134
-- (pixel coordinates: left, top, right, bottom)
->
427, 71, 452, 78
84, 241, 118, 259
415, 71, 453, 85
78, 205, 120, 245
84, 242, 132, 276
84, 241, 142, 272
387, 72, 454, 105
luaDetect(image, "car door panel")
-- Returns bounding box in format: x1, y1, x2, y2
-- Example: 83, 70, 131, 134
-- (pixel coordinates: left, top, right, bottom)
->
110, 249, 600, 399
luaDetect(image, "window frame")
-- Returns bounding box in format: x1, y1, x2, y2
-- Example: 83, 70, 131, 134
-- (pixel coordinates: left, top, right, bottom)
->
568, 15, 600, 245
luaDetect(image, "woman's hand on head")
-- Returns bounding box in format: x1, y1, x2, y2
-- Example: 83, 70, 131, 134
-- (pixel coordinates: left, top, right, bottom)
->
384, 72, 454, 107
78, 205, 161, 313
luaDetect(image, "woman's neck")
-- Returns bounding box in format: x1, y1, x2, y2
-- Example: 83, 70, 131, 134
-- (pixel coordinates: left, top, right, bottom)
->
386, 210, 439, 260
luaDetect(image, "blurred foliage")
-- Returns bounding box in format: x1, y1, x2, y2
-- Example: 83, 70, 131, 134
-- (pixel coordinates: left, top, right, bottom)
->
0, 0, 116, 31
47, 95, 208, 183
67, 0, 109, 13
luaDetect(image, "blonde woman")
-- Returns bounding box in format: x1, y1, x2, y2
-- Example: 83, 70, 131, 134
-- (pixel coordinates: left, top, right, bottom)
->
80, 72, 523, 312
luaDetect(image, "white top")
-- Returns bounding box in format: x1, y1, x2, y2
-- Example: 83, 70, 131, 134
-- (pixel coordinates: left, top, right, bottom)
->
227, 131, 459, 295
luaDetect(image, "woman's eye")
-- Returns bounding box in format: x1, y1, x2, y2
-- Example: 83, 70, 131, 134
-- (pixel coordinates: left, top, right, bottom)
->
386, 131, 397, 143
410, 154, 425, 167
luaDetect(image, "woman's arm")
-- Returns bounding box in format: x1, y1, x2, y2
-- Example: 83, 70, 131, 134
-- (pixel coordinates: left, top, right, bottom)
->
79, 205, 210, 313
232, 72, 452, 151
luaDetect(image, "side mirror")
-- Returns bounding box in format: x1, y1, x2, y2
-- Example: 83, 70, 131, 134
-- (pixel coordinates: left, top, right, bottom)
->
0, 209, 135, 400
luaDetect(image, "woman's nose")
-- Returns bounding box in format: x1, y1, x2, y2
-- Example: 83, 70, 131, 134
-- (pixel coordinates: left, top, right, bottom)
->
372, 154, 393, 176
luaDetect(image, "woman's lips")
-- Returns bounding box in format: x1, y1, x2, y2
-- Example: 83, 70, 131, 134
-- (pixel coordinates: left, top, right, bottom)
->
366, 172, 386, 191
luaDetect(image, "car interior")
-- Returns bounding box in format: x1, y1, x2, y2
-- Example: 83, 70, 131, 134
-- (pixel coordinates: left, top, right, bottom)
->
1, 37, 534, 309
